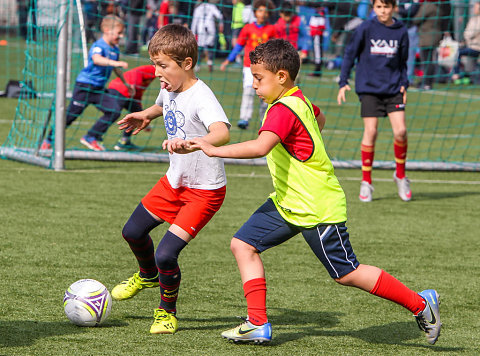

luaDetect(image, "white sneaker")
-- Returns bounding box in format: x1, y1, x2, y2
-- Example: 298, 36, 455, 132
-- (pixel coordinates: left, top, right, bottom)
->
359, 181, 374, 202
393, 172, 412, 201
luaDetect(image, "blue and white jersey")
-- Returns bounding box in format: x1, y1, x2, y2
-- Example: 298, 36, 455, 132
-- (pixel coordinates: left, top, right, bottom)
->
76, 38, 120, 87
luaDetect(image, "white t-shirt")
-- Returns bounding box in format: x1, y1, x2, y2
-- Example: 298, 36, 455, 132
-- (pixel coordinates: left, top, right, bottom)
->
191, 3, 223, 47
155, 79, 231, 190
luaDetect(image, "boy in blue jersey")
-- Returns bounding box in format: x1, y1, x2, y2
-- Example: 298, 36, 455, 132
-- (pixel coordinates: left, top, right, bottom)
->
190, 39, 441, 346
337, 0, 411, 203
41, 15, 134, 151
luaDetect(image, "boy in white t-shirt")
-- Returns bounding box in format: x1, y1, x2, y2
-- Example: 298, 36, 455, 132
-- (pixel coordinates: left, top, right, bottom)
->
113, 24, 231, 335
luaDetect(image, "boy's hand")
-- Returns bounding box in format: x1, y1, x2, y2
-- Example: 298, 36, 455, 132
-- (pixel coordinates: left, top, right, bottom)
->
400, 86, 407, 104
188, 138, 217, 157
220, 60, 229, 71
127, 84, 136, 97
117, 61, 129, 69
162, 138, 196, 154
337, 85, 351, 105
117, 112, 151, 135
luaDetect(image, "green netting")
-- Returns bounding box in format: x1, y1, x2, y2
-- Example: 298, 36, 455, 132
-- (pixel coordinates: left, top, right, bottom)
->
1, 0, 479, 170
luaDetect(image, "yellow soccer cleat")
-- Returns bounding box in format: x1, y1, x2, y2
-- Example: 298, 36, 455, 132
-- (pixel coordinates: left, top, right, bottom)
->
150, 308, 178, 334
111, 272, 159, 301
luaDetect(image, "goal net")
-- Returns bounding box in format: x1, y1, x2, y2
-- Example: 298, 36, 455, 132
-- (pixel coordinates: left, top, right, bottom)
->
1, 0, 479, 170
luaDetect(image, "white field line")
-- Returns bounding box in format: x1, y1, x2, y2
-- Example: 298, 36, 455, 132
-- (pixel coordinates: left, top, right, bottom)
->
2, 166, 480, 185
409, 87, 480, 101
0, 119, 475, 140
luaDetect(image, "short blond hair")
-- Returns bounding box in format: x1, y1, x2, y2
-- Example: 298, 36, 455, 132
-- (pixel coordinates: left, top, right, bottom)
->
148, 24, 198, 68
100, 15, 124, 32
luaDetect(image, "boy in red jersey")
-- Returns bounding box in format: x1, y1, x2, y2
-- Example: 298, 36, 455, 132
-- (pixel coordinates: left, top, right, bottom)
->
221, 0, 276, 129
274, 2, 309, 59
83, 65, 157, 151
112, 24, 230, 334
190, 39, 441, 346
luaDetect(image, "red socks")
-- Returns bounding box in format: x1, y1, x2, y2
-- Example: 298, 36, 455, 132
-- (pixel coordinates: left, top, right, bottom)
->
394, 139, 407, 179
361, 144, 374, 184
243, 278, 268, 325
370, 270, 425, 315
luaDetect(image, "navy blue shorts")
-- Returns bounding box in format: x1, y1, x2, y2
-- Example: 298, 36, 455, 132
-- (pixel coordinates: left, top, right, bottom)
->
234, 199, 360, 279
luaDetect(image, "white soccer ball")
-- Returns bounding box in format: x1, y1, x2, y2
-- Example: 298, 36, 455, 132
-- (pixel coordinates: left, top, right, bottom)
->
63, 279, 112, 327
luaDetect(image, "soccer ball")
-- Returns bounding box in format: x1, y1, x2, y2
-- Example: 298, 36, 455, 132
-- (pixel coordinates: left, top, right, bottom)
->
63, 279, 112, 327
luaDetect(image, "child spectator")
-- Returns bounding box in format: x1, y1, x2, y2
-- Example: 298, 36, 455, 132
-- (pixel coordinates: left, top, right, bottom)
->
274, 1, 309, 59
189, 38, 441, 345
337, 0, 411, 202
112, 24, 231, 334
191, 0, 225, 72
221, 0, 276, 129
309, 5, 327, 77
83, 65, 157, 151
451, 1, 480, 84
41, 15, 133, 151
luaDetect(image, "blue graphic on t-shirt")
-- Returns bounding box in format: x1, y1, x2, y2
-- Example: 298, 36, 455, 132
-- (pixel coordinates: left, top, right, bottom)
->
164, 100, 185, 139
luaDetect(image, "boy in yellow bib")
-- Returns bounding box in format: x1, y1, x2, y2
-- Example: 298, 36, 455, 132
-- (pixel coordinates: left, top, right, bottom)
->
189, 39, 441, 346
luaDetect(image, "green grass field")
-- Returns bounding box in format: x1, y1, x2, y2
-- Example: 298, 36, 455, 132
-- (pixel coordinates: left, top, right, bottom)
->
1, 35, 480, 355
1, 159, 480, 355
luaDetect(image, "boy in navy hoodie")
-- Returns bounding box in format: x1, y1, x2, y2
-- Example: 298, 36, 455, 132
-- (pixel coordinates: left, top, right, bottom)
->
337, 0, 411, 203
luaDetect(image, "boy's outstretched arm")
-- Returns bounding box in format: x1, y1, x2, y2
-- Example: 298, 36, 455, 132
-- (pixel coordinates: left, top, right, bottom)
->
92, 54, 128, 69
113, 67, 136, 97
163, 122, 230, 154
189, 131, 280, 159
118, 104, 163, 135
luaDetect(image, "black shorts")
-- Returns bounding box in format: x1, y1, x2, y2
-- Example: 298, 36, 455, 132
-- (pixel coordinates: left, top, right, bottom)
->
234, 199, 359, 279
360, 93, 405, 117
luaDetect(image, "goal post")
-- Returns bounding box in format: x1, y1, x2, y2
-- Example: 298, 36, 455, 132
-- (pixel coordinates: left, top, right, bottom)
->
0, 0, 70, 169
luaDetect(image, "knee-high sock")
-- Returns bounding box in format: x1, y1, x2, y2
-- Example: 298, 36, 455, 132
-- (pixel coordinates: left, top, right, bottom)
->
394, 139, 407, 179
244, 278, 268, 325
155, 231, 188, 313
361, 144, 375, 184
370, 270, 425, 315
122, 203, 161, 279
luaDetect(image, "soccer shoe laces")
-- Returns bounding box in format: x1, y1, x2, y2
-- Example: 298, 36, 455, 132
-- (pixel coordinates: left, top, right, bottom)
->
153, 308, 176, 322
415, 313, 428, 332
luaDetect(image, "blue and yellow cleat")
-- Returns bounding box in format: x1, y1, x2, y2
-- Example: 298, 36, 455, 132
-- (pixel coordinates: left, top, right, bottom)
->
221, 318, 272, 343
416, 289, 441, 345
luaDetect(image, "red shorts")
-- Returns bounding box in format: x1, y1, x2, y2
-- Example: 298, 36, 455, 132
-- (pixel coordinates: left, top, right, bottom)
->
141, 176, 226, 237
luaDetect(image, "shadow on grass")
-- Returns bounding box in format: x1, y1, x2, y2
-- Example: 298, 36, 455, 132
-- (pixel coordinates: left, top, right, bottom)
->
173, 307, 462, 352
0, 319, 128, 347
272, 317, 463, 352
412, 191, 480, 200
295, 321, 464, 352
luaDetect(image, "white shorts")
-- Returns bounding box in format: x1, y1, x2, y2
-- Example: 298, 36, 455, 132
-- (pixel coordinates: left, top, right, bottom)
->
243, 67, 253, 89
